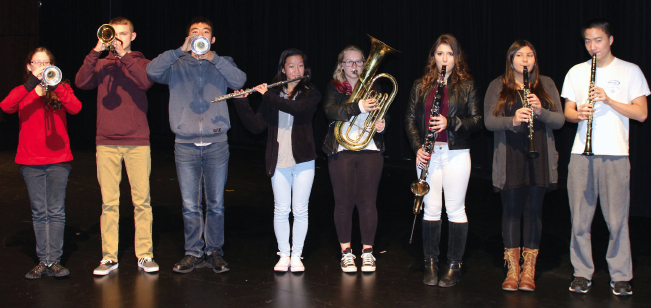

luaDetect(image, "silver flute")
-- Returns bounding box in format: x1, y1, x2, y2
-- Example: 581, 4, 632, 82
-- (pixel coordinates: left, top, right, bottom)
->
211, 76, 306, 103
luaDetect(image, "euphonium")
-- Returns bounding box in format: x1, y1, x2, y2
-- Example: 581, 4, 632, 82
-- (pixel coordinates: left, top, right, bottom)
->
41, 66, 62, 88
522, 66, 539, 159
190, 35, 211, 57
97, 24, 117, 52
582, 53, 597, 156
334, 35, 399, 151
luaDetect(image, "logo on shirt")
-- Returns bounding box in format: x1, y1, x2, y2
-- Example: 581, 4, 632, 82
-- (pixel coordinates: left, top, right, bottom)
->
607, 80, 621, 94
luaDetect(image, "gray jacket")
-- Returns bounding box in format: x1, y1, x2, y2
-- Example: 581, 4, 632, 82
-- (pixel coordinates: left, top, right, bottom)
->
484, 76, 564, 190
147, 47, 246, 144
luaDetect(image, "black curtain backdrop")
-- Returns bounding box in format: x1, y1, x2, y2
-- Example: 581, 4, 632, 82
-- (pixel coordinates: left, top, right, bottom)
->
32, 0, 650, 216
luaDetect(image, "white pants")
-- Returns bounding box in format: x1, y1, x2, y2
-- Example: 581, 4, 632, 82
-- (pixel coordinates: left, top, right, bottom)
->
416, 145, 470, 222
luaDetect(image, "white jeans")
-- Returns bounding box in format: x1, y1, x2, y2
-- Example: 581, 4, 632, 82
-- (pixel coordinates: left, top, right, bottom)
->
416, 145, 470, 222
271, 160, 315, 257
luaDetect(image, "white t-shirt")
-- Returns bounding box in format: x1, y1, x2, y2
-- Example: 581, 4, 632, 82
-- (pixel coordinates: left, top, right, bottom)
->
561, 57, 650, 155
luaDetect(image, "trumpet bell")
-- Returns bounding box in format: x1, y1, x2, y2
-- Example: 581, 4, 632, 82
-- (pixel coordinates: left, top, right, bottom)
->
191, 36, 211, 55
42, 66, 62, 87
97, 24, 116, 44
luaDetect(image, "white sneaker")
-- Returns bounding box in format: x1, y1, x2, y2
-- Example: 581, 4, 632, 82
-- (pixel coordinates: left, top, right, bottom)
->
93, 259, 119, 276
290, 256, 305, 272
274, 255, 290, 272
138, 257, 159, 273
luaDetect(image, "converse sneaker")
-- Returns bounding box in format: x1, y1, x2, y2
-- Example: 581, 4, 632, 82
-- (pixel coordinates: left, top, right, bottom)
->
611, 281, 633, 296
274, 255, 290, 272
290, 256, 305, 272
138, 257, 159, 273
94, 260, 119, 276
569, 277, 591, 294
205, 252, 229, 274
360, 248, 376, 272
173, 255, 205, 273
48, 261, 69, 277
341, 248, 357, 273
25, 262, 51, 279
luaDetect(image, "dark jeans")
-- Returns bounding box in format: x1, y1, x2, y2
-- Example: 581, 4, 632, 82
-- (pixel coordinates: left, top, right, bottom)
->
21, 164, 71, 264
328, 150, 383, 246
500, 185, 545, 249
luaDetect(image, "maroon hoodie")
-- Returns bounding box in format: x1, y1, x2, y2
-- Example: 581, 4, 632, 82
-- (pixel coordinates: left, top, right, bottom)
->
75, 50, 154, 145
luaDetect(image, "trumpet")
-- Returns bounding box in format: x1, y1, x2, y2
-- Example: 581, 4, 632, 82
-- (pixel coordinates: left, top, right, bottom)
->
97, 24, 118, 52
582, 53, 597, 156
522, 66, 539, 159
190, 35, 211, 57
41, 66, 62, 88
211, 76, 306, 103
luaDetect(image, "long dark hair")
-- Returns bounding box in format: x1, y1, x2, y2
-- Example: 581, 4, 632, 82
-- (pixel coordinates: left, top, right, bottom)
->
271, 48, 313, 99
25, 47, 69, 111
420, 34, 472, 92
493, 40, 556, 116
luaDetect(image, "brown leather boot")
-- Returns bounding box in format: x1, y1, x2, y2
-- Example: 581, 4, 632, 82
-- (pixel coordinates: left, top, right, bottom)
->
519, 248, 539, 291
502, 248, 520, 291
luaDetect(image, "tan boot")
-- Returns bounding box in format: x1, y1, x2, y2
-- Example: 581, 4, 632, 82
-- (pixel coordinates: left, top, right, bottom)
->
519, 248, 539, 291
502, 248, 520, 291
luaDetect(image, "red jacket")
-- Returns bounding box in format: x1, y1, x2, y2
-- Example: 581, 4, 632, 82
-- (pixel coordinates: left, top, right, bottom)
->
0, 84, 82, 165
75, 50, 153, 145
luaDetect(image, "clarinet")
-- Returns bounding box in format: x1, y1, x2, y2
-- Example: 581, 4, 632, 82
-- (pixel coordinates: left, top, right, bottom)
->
582, 53, 597, 156
522, 66, 539, 159
409, 65, 446, 244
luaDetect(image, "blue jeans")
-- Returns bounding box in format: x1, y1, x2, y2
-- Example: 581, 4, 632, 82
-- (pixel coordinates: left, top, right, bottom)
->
271, 160, 315, 257
21, 164, 71, 264
175, 142, 229, 257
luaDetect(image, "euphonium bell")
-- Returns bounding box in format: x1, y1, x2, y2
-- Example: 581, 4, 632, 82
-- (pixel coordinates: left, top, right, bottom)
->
334, 35, 400, 151
41, 66, 62, 87
97, 24, 116, 51
190, 36, 211, 56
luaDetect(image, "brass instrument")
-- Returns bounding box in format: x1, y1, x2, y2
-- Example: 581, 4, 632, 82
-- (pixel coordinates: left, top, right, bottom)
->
41, 66, 62, 88
409, 66, 446, 244
97, 24, 117, 52
190, 35, 211, 57
334, 35, 399, 151
522, 66, 539, 159
211, 76, 306, 103
582, 54, 597, 156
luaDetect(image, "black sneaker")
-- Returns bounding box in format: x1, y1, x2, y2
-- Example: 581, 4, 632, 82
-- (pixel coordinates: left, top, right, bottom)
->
340, 248, 357, 273
25, 262, 51, 279
173, 255, 205, 273
205, 252, 229, 274
48, 262, 69, 277
569, 277, 592, 293
611, 281, 633, 296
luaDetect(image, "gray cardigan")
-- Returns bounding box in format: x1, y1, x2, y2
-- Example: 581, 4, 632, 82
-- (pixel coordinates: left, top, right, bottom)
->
484, 75, 564, 190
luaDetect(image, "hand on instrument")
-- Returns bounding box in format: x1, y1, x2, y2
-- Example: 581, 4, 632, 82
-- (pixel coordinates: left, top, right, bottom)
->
527, 93, 543, 116
416, 148, 430, 166
360, 98, 378, 113
589, 86, 611, 105
94, 40, 106, 52
577, 102, 594, 121
233, 89, 249, 99
253, 84, 268, 95
513, 107, 532, 126
181, 36, 193, 53
429, 115, 447, 133
31, 66, 46, 81
374, 119, 385, 132
111, 39, 126, 58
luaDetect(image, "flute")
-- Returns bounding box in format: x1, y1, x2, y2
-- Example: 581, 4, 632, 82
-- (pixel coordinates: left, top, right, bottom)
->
211, 76, 306, 103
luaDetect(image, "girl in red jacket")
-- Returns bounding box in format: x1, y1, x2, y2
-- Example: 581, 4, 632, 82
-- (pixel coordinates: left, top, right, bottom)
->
0, 47, 82, 279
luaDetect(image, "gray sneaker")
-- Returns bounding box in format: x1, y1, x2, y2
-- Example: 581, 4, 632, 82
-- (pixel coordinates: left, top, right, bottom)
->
138, 257, 159, 273
93, 260, 119, 276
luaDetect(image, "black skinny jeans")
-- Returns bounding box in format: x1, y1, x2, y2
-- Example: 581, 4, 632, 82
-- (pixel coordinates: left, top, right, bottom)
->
500, 185, 546, 249
328, 150, 383, 246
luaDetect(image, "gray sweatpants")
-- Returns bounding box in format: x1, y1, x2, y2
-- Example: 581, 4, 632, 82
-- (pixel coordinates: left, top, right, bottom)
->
567, 154, 632, 281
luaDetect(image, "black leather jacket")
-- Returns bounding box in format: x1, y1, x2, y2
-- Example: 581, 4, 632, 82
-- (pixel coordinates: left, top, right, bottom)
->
405, 78, 482, 153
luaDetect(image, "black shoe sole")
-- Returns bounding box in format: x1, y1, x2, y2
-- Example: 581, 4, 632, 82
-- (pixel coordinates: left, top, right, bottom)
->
173, 261, 206, 273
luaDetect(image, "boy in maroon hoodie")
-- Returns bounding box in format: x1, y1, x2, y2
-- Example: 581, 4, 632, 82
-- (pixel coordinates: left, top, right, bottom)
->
75, 17, 157, 275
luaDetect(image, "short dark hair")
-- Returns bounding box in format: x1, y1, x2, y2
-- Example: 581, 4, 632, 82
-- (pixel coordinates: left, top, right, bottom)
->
186, 17, 213, 35
582, 18, 612, 39
109, 16, 134, 32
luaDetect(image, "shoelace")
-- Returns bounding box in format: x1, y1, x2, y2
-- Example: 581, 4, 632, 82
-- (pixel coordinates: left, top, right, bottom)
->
360, 253, 376, 266
341, 253, 356, 266
521, 250, 539, 279
100, 259, 115, 265
503, 250, 519, 279
138, 257, 153, 264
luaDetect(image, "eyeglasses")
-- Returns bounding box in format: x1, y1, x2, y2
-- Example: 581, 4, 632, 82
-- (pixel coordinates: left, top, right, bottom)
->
31, 61, 51, 66
342, 60, 365, 67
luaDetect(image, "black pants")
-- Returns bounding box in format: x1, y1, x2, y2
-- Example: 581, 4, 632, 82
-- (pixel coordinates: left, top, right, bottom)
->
328, 150, 383, 246
500, 185, 546, 249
